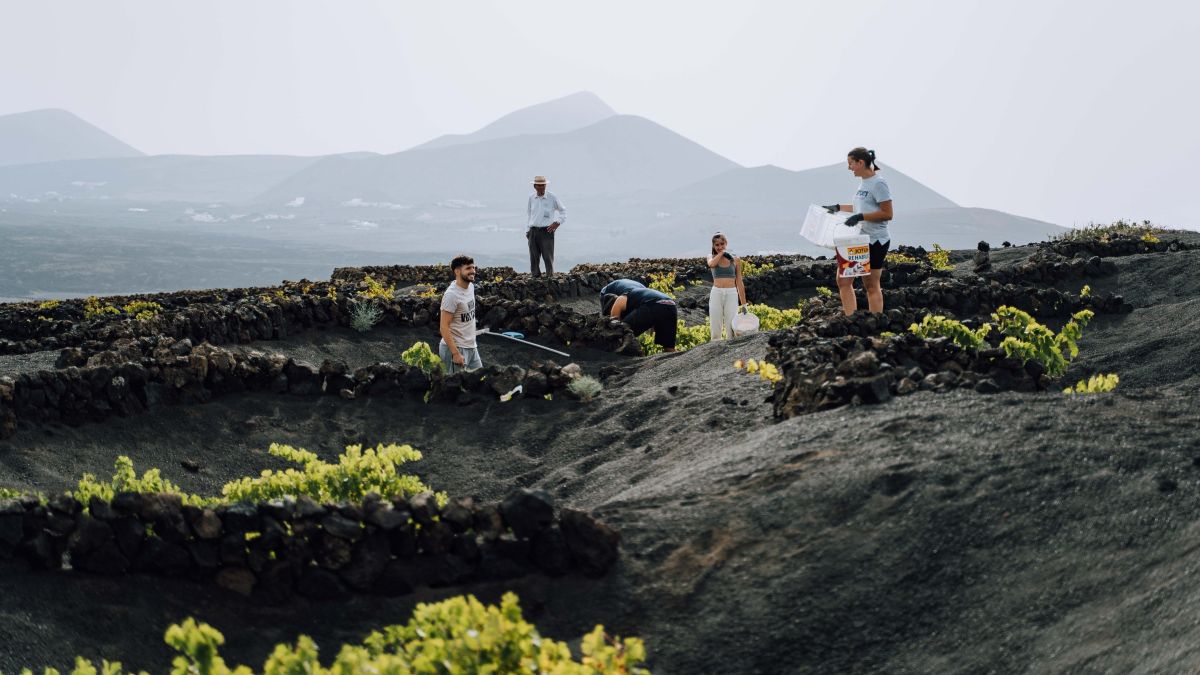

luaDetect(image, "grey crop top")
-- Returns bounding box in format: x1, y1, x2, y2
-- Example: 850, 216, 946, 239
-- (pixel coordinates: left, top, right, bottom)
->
711, 255, 737, 280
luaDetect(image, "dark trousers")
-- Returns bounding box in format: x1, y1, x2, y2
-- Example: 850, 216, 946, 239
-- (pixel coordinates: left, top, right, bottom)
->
527, 227, 555, 276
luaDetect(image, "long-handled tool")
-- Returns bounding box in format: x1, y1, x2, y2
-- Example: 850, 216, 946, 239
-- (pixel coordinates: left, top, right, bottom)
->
477, 327, 570, 358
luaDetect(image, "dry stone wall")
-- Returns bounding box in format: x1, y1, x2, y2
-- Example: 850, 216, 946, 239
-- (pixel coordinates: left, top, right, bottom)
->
0, 488, 620, 602
0, 340, 603, 439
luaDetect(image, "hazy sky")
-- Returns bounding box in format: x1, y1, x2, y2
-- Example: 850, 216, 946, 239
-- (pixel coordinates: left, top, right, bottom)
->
2, 0, 1197, 229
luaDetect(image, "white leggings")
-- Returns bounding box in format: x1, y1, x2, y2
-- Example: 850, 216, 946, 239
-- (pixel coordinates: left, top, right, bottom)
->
709, 286, 740, 340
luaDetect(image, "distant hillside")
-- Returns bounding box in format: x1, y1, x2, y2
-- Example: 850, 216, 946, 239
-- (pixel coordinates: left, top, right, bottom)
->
0, 109, 143, 167
254, 114, 741, 206
0, 154, 323, 203
412, 91, 617, 150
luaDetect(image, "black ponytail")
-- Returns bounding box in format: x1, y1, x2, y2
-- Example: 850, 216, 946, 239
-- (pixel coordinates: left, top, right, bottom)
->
848, 147, 880, 171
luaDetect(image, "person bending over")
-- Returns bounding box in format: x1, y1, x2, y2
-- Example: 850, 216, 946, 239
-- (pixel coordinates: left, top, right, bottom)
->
823, 147, 894, 315
599, 278, 678, 352
438, 254, 481, 373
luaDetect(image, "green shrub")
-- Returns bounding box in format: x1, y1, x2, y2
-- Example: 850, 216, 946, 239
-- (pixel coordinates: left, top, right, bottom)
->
908, 314, 992, 350
0, 486, 26, 500
84, 296, 120, 320
567, 374, 604, 402
1064, 373, 1119, 395
647, 271, 684, 298
992, 306, 1093, 378
401, 341, 443, 374
816, 286, 833, 298
741, 260, 774, 277
28, 593, 648, 674
927, 244, 952, 270
1054, 219, 1162, 243
350, 301, 384, 332
221, 443, 443, 505
122, 300, 162, 321
885, 251, 919, 265
74, 455, 205, 507
745, 303, 802, 331
638, 321, 710, 356
72, 443, 441, 509
358, 274, 396, 300
36, 299, 60, 311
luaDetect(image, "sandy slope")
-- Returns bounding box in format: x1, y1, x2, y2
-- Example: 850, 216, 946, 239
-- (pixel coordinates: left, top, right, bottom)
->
2, 240, 1200, 673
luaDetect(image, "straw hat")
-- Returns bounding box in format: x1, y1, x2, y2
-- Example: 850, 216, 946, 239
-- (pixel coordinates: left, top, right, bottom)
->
531, 175, 548, 185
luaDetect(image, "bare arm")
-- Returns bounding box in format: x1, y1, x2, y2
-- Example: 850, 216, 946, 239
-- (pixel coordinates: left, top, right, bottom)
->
707, 252, 723, 267
439, 310, 463, 365
609, 295, 628, 319
734, 258, 747, 305
863, 200, 893, 222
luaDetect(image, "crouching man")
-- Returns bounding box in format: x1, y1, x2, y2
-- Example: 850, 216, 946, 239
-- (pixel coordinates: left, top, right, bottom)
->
439, 254, 482, 373
600, 278, 678, 352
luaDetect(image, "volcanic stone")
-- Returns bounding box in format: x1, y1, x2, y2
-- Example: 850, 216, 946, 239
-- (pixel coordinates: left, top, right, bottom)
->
560, 508, 620, 576
500, 489, 555, 539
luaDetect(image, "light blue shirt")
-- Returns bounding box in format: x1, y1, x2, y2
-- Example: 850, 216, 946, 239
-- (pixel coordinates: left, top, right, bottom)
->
527, 192, 567, 229
853, 175, 892, 244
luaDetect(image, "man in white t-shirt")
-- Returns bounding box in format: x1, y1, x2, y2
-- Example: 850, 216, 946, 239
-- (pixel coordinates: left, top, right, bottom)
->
438, 254, 481, 373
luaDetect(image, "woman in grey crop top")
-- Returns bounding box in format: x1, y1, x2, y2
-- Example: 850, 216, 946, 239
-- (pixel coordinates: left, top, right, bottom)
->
707, 232, 747, 340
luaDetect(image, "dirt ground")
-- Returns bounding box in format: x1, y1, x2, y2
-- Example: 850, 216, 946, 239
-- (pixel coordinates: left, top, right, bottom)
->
2, 237, 1200, 673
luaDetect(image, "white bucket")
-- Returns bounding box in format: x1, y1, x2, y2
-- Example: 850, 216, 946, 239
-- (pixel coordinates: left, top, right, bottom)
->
732, 307, 760, 336
834, 234, 871, 278
800, 204, 848, 249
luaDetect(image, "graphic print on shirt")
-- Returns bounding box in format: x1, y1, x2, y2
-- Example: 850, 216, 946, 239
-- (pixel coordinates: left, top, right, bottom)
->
460, 299, 475, 324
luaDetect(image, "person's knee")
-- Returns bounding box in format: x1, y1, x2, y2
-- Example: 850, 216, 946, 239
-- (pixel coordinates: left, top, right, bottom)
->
836, 276, 854, 289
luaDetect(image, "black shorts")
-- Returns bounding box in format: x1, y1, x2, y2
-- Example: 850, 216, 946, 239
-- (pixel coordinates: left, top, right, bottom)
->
870, 240, 890, 270
624, 300, 678, 348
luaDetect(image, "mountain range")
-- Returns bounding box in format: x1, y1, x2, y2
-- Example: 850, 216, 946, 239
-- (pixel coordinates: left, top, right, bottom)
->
0, 93, 1069, 297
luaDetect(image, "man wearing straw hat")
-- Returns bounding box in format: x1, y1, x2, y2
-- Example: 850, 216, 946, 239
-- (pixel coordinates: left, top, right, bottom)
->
526, 175, 567, 277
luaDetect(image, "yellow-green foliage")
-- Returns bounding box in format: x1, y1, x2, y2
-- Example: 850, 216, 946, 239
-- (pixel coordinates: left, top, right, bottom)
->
122, 300, 162, 321
36, 299, 60, 311
647, 271, 684, 297
927, 244, 952, 270
221, 443, 443, 505
638, 321, 710, 356
74, 456, 205, 507
72, 443, 440, 509
733, 358, 783, 383
908, 314, 992, 350
741, 261, 774, 277
991, 306, 1093, 378
401, 340, 443, 374
29, 593, 648, 675
1064, 373, 1119, 395
885, 251, 919, 265
0, 486, 26, 500
413, 284, 439, 299
326, 285, 338, 301
358, 274, 396, 300
84, 296, 120, 320
816, 286, 833, 298
1054, 219, 1163, 244
1080, 284, 1091, 297
745, 303, 802, 331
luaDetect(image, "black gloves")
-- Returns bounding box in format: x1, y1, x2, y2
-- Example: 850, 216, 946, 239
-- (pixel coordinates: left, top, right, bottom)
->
823, 204, 840, 214
844, 213, 864, 227
723, 252, 733, 260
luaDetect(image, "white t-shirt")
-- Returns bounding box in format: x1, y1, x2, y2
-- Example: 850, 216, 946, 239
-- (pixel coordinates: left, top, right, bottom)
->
853, 175, 892, 244
440, 282, 476, 348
